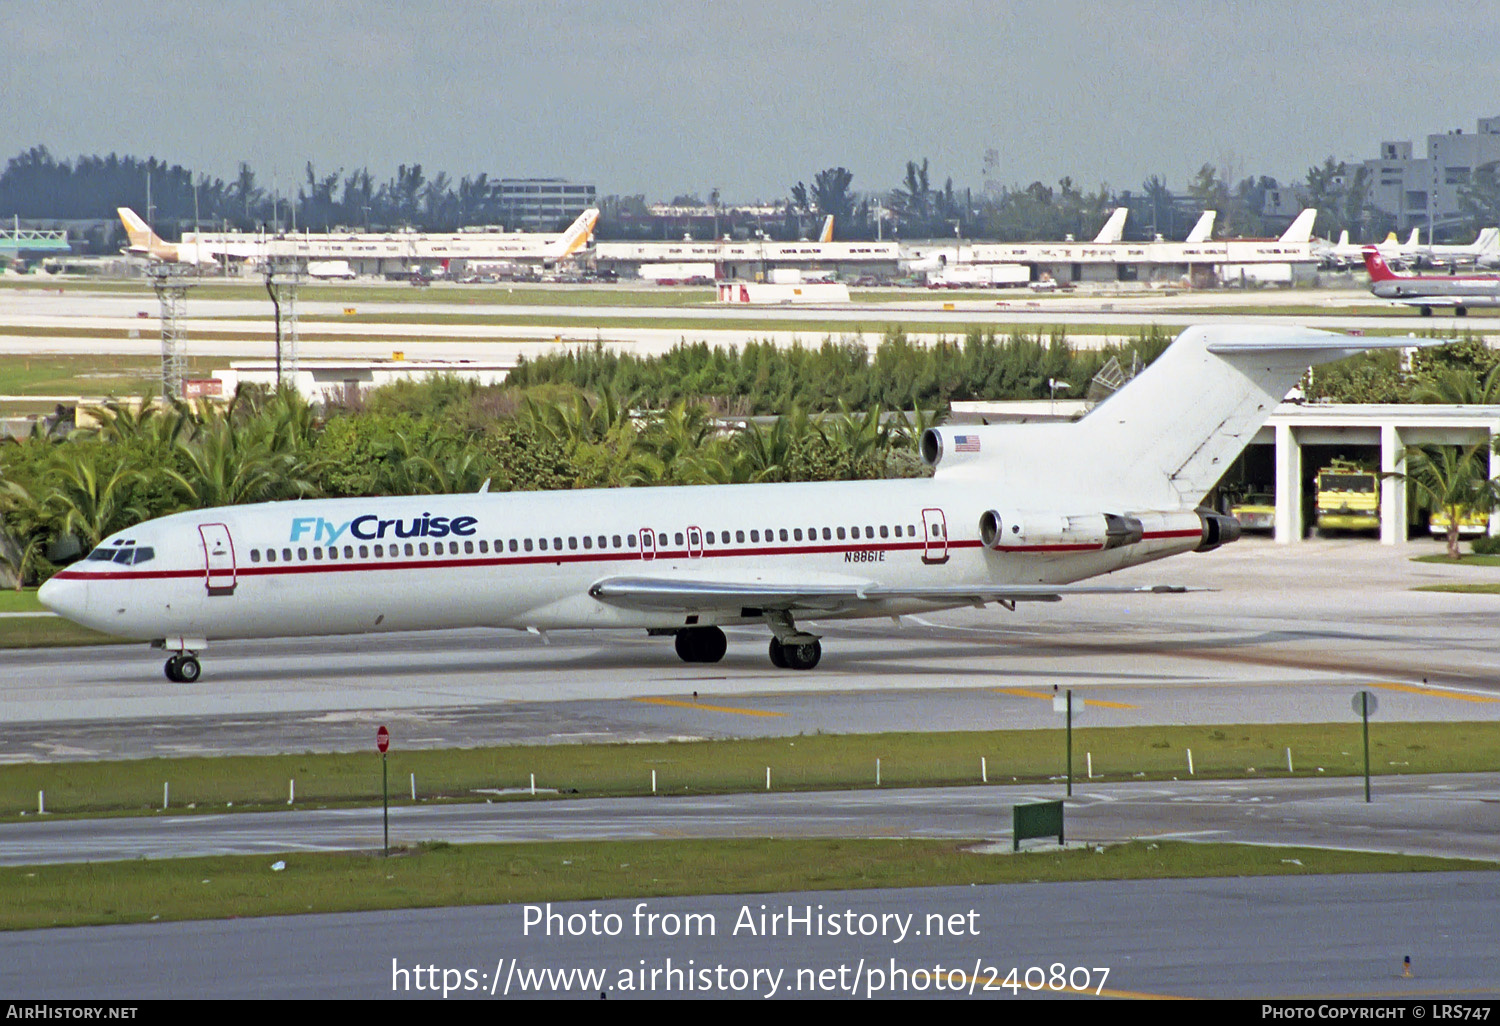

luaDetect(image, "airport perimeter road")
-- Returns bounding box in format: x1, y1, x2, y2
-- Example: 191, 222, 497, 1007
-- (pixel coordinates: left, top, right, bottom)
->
2, 540, 1498, 762
3, 874, 1496, 999
0, 775, 1496, 866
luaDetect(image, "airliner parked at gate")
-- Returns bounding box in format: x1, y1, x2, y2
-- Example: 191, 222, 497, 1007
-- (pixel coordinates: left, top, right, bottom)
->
39, 325, 1427, 683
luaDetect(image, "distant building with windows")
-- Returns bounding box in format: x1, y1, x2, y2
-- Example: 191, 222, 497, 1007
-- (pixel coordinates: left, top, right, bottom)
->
1362, 117, 1500, 236
497, 178, 596, 231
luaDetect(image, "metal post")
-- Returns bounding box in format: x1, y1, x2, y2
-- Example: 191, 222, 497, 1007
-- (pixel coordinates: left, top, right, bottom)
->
382, 751, 389, 855
1362, 697, 1372, 803
1065, 689, 1073, 797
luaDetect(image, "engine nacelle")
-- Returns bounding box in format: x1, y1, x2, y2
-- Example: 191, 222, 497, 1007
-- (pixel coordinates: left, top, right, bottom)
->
1195, 509, 1242, 552
979, 510, 1144, 552
920, 426, 995, 470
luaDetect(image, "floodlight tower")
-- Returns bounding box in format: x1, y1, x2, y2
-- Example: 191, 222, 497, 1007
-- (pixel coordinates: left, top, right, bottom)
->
150, 264, 195, 400
263, 260, 303, 387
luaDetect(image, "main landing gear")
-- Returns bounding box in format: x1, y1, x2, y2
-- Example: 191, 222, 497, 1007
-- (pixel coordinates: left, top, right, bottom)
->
674, 626, 728, 663
164, 653, 202, 683
768, 636, 821, 671
764, 610, 822, 671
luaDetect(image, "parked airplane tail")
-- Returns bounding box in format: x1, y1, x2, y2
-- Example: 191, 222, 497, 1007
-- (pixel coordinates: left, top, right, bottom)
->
1093, 207, 1129, 244
1337, 229, 1350, 247
1407, 228, 1420, 248
1278, 209, 1317, 244
117, 207, 162, 253
1184, 210, 1216, 243
818, 215, 835, 243
1361, 245, 1399, 282
923, 325, 1432, 511
549, 208, 600, 260
1476, 227, 1499, 252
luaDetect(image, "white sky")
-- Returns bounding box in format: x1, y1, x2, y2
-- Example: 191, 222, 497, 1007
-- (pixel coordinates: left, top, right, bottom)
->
4, 0, 1499, 203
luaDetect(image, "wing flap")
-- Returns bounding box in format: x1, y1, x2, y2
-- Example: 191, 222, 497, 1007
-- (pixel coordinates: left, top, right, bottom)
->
589, 575, 1196, 612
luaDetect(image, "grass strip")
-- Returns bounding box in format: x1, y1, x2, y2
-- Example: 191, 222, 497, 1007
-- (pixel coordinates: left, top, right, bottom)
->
5, 722, 1496, 819
2, 838, 1489, 931
0, 617, 122, 648
1412, 554, 1500, 567
1414, 584, 1500, 594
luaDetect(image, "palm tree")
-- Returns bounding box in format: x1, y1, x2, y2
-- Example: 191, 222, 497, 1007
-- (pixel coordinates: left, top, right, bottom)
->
1389, 444, 1497, 558
42, 451, 147, 551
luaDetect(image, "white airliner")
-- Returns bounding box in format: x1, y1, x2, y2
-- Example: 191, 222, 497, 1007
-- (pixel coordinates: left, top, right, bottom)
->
38, 325, 1422, 683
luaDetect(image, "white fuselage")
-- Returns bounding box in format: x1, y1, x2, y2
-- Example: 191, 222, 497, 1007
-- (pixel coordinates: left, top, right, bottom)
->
42, 476, 1203, 646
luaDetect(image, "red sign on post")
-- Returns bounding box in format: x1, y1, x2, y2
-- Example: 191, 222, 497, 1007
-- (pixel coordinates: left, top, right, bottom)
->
376, 725, 390, 753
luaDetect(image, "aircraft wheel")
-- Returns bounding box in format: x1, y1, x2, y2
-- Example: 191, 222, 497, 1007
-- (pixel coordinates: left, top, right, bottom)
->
176, 655, 202, 683
785, 640, 822, 671
1457, 306, 1469, 317
768, 638, 788, 668
674, 627, 727, 663
1420, 306, 1433, 317
163, 657, 181, 683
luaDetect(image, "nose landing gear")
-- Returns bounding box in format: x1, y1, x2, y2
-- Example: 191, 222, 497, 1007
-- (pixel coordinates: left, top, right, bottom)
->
164, 654, 202, 683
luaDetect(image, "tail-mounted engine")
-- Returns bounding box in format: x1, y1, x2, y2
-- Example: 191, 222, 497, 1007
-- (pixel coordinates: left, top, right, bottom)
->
979, 510, 1144, 552
1195, 508, 1242, 552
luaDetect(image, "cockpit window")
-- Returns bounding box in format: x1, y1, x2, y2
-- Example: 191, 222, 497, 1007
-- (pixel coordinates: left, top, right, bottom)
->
89, 544, 154, 565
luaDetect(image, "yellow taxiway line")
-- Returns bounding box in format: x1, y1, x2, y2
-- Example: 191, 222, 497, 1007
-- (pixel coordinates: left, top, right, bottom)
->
993, 687, 1139, 710
632, 696, 787, 718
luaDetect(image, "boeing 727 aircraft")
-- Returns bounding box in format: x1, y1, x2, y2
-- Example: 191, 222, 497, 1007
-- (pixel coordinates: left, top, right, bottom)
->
1363, 246, 1500, 315
39, 325, 1424, 683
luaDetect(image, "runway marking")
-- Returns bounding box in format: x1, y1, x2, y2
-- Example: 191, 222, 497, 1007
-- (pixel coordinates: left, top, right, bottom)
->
992, 687, 1139, 710
632, 696, 787, 718
1370, 681, 1500, 704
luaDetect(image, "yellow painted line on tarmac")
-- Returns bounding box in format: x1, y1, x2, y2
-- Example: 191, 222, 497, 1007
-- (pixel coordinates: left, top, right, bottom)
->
993, 687, 1139, 710
1369, 681, 1500, 704
632, 696, 787, 718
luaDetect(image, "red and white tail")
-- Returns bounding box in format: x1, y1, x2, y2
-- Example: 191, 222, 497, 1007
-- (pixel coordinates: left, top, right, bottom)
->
1361, 245, 1399, 281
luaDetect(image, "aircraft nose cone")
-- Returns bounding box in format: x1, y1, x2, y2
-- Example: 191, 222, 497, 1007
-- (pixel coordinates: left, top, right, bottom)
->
38, 575, 89, 623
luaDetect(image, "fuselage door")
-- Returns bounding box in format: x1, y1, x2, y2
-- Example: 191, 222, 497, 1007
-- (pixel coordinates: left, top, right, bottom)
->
199, 522, 237, 594
921, 508, 950, 565
639, 527, 657, 561
687, 526, 703, 559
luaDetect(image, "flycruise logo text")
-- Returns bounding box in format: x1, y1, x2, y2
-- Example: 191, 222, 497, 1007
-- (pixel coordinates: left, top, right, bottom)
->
289, 514, 479, 544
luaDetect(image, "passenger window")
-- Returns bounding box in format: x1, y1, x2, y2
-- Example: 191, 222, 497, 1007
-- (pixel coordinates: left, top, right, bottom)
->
613, 535, 622, 548
909, 524, 917, 536
736, 530, 745, 543
373, 545, 383, 557
627, 534, 637, 547
582, 536, 592, 549
822, 527, 832, 540
894, 525, 902, 538
553, 537, 562, 550
880, 525, 889, 538
359, 545, 369, 558
405, 543, 415, 556
478, 540, 487, 554
510, 539, 519, 552
538, 538, 548, 551
836, 528, 845, 540
464, 541, 474, 554
793, 529, 802, 541
266, 549, 277, 563
524, 538, 533, 552
568, 537, 578, 550
312, 547, 323, 559
750, 530, 759, 543
779, 529, 788, 541
865, 526, 874, 538
418, 543, 428, 556
250, 550, 261, 563
597, 535, 606, 549
297, 548, 307, 560
674, 532, 684, 546
706, 531, 715, 544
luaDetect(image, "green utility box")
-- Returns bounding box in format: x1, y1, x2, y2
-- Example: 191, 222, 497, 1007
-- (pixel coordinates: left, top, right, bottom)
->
1013, 800, 1065, 851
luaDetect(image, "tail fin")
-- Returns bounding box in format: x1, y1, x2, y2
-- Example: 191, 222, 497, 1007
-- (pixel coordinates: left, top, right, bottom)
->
1093, 207, 1128, 244
1407, 228, 1420, 248
1184, 210, 1216, 243
1278, 208, 1317, 243
117, 207, 161, 253
1362, 245, 1399, 281
1477, 227, 1499, 252
818, 215, 834, 243
929, 325, 1435, 509
550, 208, 599, 260
1337, 229, 1350, 247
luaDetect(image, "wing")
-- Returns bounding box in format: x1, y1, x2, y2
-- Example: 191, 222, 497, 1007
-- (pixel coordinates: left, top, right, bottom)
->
588, 574, 1195, 613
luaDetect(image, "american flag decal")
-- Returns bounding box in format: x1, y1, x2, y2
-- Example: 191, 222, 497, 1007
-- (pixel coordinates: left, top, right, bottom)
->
954, 435, 981, 453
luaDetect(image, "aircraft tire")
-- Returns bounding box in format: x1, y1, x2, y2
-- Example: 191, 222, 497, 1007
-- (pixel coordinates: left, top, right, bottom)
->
176, 655, 202, 684
1457, 306, 1469, 317
675, 627, 727, 663
163, 657, 181, 683
1420, 306, 1433, 317
768, 638, 788, 669
785, 640, 822, 671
